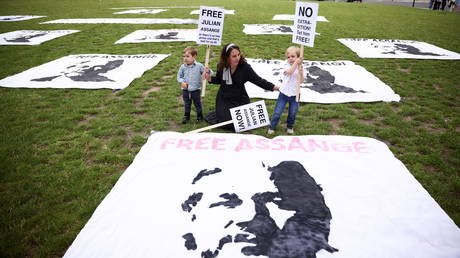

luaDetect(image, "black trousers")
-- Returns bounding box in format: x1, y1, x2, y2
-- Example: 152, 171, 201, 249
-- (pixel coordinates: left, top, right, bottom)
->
182, 89, 202, 115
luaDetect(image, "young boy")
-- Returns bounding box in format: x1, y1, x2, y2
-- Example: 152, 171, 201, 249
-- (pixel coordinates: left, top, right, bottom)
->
177, 46, 206, 124
268, 46, 303, 135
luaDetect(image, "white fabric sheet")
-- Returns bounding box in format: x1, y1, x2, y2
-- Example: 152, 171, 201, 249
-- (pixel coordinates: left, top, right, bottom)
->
63, 132, 460, 258
0, 54, 168, 90
190, 9, 235, 15
243, 24, 320, 35
41, 18, 197, 24
0, 30, 79, 45
115, 29, 197, 44
113, 9, 167, 14
245, 58, 400, 103
273, 14, 328, 22
338, 38, 460, 59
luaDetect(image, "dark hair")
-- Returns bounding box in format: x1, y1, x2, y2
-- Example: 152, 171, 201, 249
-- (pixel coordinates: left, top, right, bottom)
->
217, 43, 247, 72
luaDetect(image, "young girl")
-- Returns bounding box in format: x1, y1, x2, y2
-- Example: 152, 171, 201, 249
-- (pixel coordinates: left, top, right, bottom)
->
268, 46, 303, 134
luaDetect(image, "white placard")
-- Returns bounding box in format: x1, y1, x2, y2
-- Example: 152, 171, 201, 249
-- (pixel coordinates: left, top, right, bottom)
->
196, 6, 225, 46
0, 30, 79, 45
113, 9, 167, 14
115, 29, 197, 44
63, 131, 460, 258
0, 15, 46, 22
273, 14, 328, 22
292, 2, 318, 47
338, 38, 460, 60
245, 58, 401, 103
0, 54, 168, 90
41, 18, 197, 24
190, 9, 235, 15
229, 100, 270, 132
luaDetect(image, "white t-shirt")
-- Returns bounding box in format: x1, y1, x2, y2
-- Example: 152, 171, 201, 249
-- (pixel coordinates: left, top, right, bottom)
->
279, 61, 299, 97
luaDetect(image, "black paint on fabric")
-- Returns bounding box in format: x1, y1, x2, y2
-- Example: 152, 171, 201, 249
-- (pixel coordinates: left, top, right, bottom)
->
224, 220, 233, 228
31, 60, 124, 82
209, 193, 243, 209
155, 31, 179, 40
182, 233, 197, 250
181, 192, 203, 212
304, 66, 366, 94
5, 32, 47, 42
192, 168, 222, 184
201, 249, 219, 258
182, 162, 338, 257
217, 235, 232, 250
192, 214, 196, 221
383, 43, 443, 56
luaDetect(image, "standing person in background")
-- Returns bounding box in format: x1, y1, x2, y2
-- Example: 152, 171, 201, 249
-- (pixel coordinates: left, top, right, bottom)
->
203, 43, 280, 129
268, 46, 303, 135
177, 46, 206, 124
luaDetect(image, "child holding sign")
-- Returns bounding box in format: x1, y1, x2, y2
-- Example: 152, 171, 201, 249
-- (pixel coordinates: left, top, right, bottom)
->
268, 46, 303, 135
177, 46, 207, 124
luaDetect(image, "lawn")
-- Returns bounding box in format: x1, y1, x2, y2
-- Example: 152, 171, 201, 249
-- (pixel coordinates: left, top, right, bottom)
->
0, 0, 459, 257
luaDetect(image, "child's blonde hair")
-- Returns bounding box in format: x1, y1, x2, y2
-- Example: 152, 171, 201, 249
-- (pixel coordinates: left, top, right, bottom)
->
285, 46, 300, 57
183, 46, 198, 56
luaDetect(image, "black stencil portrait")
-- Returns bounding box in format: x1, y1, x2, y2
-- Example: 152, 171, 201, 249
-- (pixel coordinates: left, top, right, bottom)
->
181, 161, 338, 258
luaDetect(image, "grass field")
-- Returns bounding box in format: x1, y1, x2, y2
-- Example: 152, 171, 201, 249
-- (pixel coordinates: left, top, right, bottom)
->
0, 0, 459, 257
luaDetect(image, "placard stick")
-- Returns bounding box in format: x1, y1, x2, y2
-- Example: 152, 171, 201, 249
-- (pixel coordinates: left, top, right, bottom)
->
296, 45, 304, 102
186, 120, 232, 134
201, 45, 211, 97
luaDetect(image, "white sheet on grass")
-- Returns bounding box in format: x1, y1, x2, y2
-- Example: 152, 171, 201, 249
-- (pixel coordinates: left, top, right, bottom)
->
113, 9, 167, 14
115, 29, 197, 44
0, 54, 168, 90
110, 6, 199, 9
0, 30, 79, 45
41, 18, 197, 24
338, 38, 460, 59
190, 9, 235, 15
63, 131, 460, 258
0, 15, 46, 22
243, 24, 320, 35
245, 58, 400, 103
273, 14, 328, 22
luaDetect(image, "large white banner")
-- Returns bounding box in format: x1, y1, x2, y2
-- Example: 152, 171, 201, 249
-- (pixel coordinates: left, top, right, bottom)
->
63, 132, 460, 258
113, 9, 167, 14
245, 58, 400, 103
196, 6, 225, 46
0, 15, 46, 22
338, 38, 460, 59
41, 18, 197, 24
273, 14, 328, 22
190, 9, 235, 15
0, 54, 168, 90
243, 24, 320, 35
0, 30, 79, 45
115, 29, 197, 44
110, 6, 199, 9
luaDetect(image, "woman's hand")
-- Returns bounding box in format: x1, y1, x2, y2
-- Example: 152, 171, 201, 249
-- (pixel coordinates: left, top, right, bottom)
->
274, 85, 281, 91
202, 67, 211, 82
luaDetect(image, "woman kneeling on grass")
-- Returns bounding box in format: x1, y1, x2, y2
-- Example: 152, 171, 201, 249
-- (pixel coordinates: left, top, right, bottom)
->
203, 43, 280, 130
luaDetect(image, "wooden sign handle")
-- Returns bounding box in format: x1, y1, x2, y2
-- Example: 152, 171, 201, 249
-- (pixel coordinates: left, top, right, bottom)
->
186, 120, 233, 134
201, 45, 211, 97
296, 45, 304, 102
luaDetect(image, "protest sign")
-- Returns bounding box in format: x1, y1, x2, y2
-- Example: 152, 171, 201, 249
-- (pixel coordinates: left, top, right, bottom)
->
187, 100, 270, 133
292, 1, 319, 101
196, 6, 225, 97
229, 100, 270, 133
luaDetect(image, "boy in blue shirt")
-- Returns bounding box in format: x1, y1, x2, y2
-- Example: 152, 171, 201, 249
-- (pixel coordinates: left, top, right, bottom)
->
177, 46, 206, 124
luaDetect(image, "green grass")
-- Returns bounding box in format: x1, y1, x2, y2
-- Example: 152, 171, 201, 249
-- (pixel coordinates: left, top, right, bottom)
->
0, 0, 459, 257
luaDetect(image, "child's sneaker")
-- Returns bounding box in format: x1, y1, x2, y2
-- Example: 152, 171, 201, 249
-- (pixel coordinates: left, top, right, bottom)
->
287, 128, 294, 134
267, 128, 275, 135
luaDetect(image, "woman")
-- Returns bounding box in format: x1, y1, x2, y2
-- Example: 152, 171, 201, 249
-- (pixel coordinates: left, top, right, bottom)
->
204, 43, 280, 129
